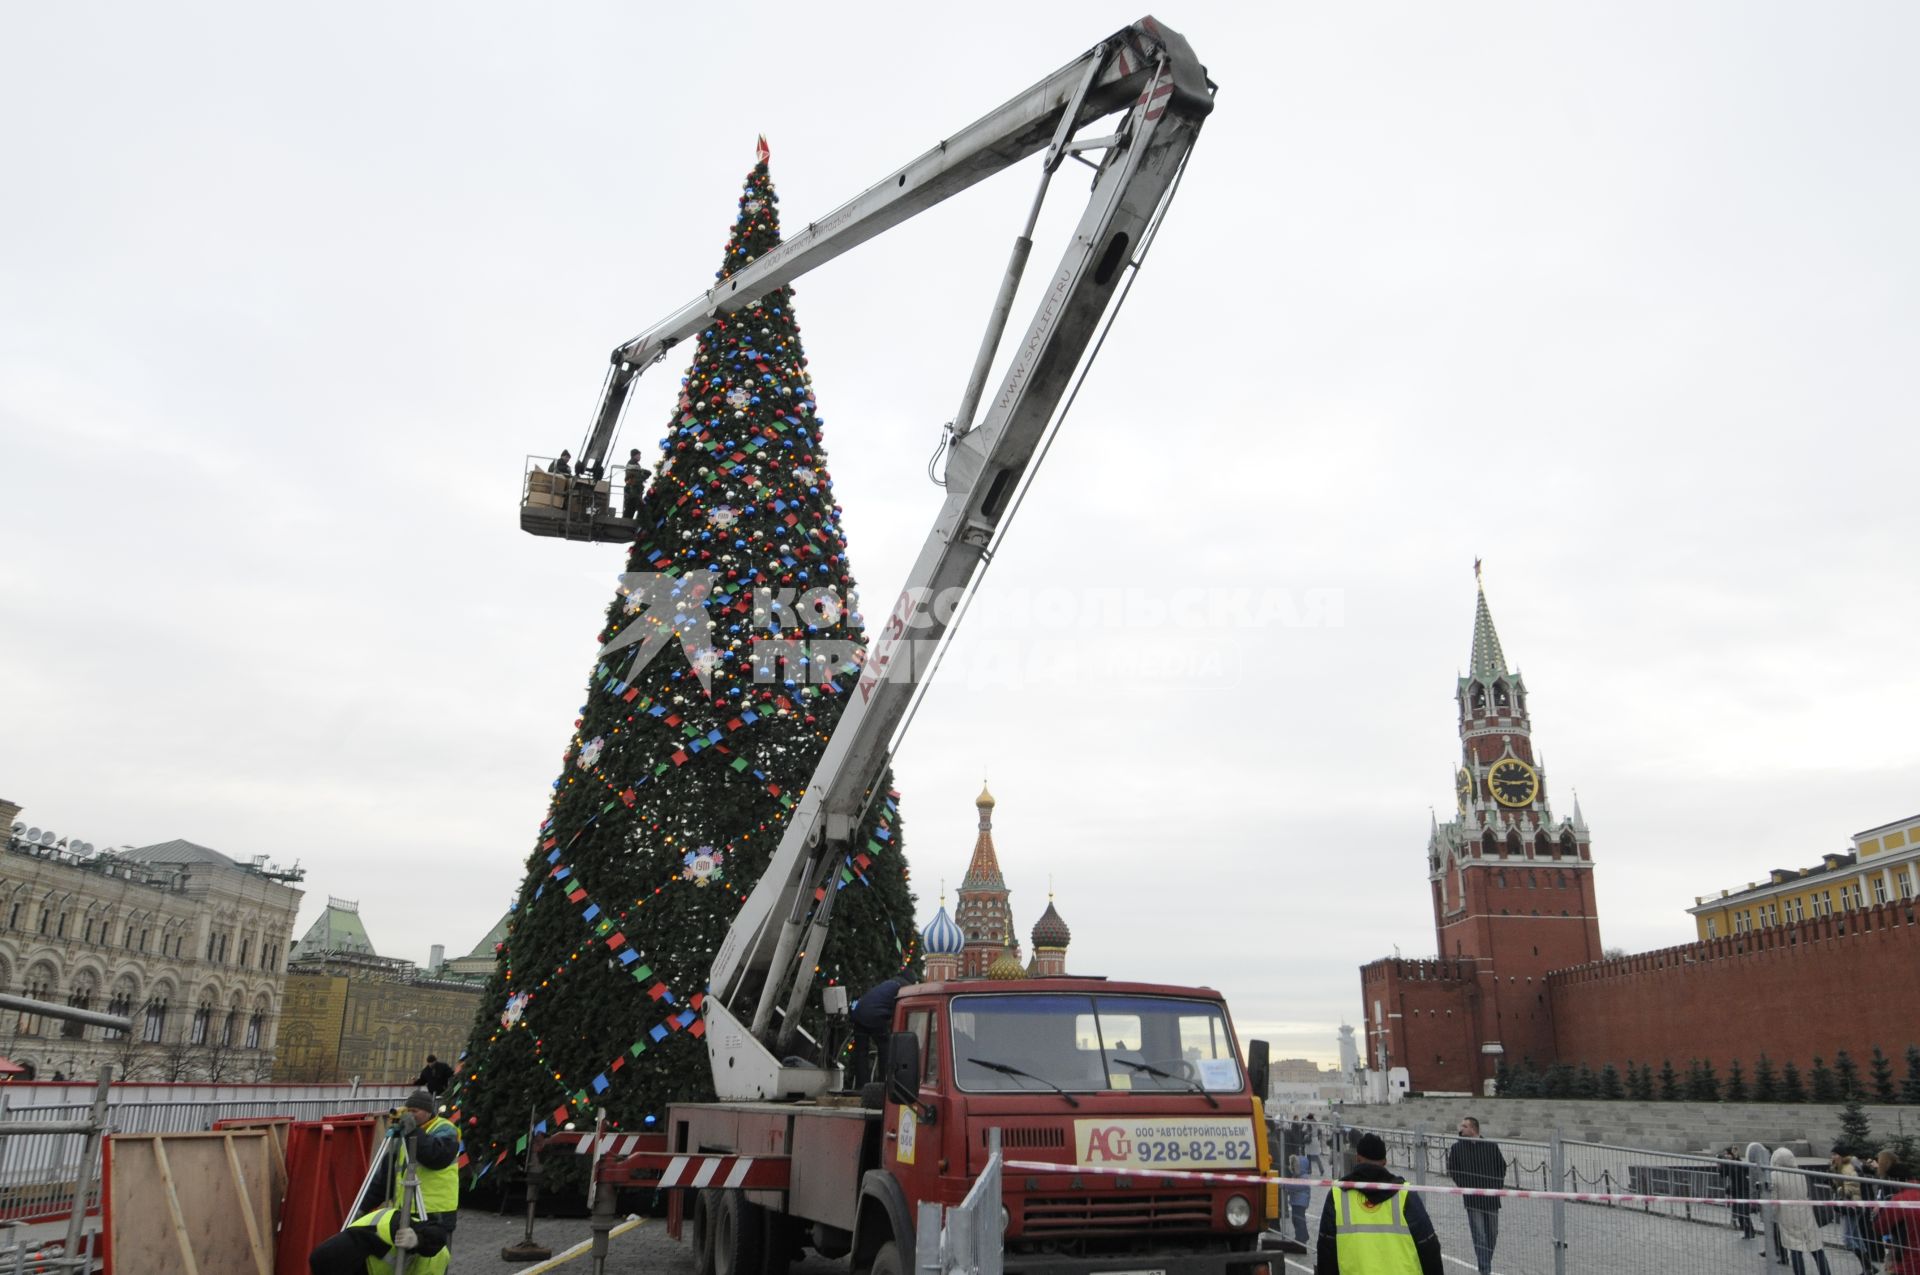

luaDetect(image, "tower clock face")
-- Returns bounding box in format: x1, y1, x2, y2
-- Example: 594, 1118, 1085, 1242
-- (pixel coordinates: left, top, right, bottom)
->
1487, 758, 1539, 807
1455, 768, 1473, 810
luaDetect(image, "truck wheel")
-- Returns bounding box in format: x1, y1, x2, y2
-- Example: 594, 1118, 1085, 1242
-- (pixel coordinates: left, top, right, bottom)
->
870, 1240, 906, 1275
689, 1191, 717, 1275
761, 1210, 798, 1275
712, 1189, 765, 1275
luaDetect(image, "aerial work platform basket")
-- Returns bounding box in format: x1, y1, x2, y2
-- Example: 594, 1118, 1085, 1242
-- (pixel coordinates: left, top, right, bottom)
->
520, 456, 644, 543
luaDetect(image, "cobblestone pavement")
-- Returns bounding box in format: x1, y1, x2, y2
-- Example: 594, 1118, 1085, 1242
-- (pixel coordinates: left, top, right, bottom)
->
448, 1205, 845, 1275
445, 1186, 1833, 1274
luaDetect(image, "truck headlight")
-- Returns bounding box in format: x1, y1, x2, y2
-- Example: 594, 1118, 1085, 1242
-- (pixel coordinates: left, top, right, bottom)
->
1226, 1195, 1252, 1227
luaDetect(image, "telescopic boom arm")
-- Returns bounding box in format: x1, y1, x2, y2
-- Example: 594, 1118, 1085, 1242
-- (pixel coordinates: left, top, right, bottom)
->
613, 18, 1212, 1101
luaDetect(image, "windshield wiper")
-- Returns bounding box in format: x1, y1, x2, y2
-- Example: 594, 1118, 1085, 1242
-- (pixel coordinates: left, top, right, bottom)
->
1115, 1058, 1219, 1108
967, 1057, 1081, 1107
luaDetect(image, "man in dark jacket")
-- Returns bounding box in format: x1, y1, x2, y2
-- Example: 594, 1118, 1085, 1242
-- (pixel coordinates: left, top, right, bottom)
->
1445, 1116, 1507, 1275
848, 974, 907, 1087
1316, 1132, 1444, 1275
413, 1055, 453, 1096
622, 448, 650, 519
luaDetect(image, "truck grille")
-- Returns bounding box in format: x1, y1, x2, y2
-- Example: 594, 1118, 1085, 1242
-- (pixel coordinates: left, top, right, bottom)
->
1021, 1192, 1213, 1234
987, 1127, 1067, 1150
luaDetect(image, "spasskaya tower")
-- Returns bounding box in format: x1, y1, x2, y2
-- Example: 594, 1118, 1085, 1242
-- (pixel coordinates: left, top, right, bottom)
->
1427, 566, 1603, 1080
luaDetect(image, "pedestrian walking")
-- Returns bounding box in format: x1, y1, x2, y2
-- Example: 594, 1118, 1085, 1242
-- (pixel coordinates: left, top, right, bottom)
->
1445, 1115, 1506, 1275
1724, 1147, 1759, 1239
1832, 1151, 1875, 1275
1314, 1132, 1443, 1275
1752, 1141, 1790, 1264
1286, 1153, 1313, 1245
1773, 1146, 1835, 1275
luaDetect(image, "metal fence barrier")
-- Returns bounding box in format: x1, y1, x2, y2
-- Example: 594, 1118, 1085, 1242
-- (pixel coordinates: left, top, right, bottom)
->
1318, 1119, 1913, 1275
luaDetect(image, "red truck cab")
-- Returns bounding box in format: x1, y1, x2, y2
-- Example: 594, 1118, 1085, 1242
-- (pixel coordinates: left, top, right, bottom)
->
873, 977, 1273, 1274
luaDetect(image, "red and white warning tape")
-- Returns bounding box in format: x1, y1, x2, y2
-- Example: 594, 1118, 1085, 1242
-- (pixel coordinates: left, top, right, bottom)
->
656, 1154, 760, 1190
1001, 1160, 1920, 1210
573, 1133, 650, 1157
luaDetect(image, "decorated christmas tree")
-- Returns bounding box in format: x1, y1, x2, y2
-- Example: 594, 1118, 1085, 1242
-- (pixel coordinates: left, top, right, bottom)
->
455, 140, 918, 1178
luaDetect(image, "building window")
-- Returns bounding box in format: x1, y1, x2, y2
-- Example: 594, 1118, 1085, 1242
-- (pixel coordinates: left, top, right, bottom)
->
222, 1009, 238, 1047
16, 979, 50, 1036
1706, 918, 1718, 938
63, 985, 92, 1040
1873, 877, 1889, 905
143, 999, 168, 1043
1901, 877, 1914, 901
1762, 903, 1779, 927
1786, 898, 1804, 923
6, 903, 16, 929
245, 1013, 263, 1050
84, 920, 94, 944
105, 993, 134, 1040
38, 909, 49, 935
239, 938, 250, 967
189, 1000, 212, 1046
56, 912, 66, 938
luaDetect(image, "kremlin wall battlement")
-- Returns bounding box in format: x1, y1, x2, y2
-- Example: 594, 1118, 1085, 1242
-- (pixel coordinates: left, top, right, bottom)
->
1549, 897, 1920, 1073
1359, 957, 1477, 984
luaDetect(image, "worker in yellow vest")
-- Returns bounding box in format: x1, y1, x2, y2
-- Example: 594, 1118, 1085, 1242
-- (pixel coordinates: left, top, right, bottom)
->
307, 1205, 450, 1275
1314, 1132, 1443, 1275
388, 1089, 462, 1238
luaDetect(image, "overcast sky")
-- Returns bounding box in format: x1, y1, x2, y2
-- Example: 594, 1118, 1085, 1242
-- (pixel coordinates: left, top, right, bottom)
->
4, 3, 1916, 1066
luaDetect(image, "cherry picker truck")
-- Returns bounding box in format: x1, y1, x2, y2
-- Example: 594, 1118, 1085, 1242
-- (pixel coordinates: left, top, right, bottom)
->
528, 18, 1291, 1275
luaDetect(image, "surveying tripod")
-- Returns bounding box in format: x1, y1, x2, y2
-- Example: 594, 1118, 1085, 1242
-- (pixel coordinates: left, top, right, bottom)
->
346, 1122, 431, 1274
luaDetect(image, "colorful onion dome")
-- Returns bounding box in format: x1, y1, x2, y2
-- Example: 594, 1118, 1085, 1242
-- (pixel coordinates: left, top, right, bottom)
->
922, 904, 964, 956
1032, 900, 1071, 949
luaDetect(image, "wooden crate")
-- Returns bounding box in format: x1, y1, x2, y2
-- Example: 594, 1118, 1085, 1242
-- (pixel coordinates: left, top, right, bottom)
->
107, 1130, 275, 1275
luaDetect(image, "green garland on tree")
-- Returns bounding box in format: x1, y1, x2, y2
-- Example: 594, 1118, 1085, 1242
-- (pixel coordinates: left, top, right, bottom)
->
451, 140, 920, 1178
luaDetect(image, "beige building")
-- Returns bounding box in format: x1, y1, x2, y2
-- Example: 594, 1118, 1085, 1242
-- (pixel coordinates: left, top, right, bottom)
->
1689, 811, 1920, 939
0, 799, 303, 1081
273, 899, 485, 1084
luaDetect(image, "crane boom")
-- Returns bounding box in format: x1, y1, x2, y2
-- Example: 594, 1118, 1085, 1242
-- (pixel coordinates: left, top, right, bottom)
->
573, 17, 1210, 476
677, 19, 1213, 1102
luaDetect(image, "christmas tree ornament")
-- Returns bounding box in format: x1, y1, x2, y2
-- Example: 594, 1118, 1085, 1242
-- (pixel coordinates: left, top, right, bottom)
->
682, 846, 726, 886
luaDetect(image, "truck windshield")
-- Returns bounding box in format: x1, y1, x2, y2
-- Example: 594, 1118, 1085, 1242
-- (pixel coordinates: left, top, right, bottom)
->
949, 993, 1243, 1094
